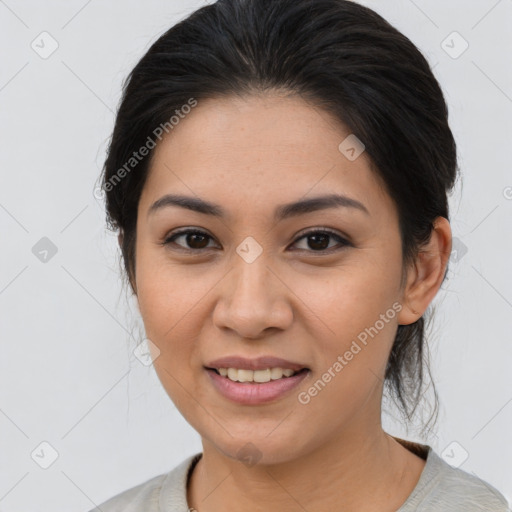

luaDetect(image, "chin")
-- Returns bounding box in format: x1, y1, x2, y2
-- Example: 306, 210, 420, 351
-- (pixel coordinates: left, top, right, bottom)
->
206, 431, 306, 467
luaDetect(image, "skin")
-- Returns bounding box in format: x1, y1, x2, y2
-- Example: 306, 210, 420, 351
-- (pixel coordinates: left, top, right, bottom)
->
127, 92, 452, 512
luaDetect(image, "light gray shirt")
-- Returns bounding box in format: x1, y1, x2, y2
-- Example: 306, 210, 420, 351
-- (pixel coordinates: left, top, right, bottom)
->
89, 446, 511, 511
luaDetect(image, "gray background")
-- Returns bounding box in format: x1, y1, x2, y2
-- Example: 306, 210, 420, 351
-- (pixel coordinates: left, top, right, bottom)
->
1, 0, 511, 510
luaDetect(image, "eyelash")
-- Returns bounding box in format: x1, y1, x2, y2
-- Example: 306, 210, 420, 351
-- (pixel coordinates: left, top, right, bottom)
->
161, 227, 352, 254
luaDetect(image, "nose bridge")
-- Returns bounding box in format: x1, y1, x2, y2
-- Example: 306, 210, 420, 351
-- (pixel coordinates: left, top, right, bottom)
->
213, 245, 292, 337
229, 249, 274, 310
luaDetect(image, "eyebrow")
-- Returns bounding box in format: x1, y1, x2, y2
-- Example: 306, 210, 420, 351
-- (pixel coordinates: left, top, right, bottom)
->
147, 193, 370, 221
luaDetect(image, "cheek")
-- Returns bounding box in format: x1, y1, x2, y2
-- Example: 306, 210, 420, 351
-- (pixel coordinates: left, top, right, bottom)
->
286, 261, 400, 393
296, 295, 397, 420
135, 263, 209, 410
135, 257, 194, 357
136, 243, 200, 327
290, 261, 400, 338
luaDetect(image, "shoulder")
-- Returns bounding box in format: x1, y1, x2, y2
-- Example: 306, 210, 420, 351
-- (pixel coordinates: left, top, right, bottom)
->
407, 448, 511, 511
88, 473, 167, 512
435, 460, 510, 511
88, 453, 202, 512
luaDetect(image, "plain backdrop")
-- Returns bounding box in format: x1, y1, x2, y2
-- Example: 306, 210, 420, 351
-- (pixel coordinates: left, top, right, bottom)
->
0, 1, 511, 510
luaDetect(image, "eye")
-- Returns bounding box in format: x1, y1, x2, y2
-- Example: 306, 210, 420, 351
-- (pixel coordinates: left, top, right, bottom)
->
162, 228, 218, 252
290, 228, 351, 252
161, 227, 351, 253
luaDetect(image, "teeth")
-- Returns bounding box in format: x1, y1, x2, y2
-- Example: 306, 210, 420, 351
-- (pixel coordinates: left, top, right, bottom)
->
216, 367, 299, 383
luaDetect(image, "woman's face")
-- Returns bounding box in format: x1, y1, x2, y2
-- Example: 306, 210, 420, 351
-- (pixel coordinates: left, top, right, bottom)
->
133, 93, 414, 464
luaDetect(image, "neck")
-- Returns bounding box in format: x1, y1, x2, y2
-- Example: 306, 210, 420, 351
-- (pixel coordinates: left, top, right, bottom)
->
187, 427, 426, 512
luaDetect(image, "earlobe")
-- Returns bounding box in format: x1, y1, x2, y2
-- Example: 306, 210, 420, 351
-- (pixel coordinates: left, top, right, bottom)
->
397, 262, 421, 325
397, 217, 452, 326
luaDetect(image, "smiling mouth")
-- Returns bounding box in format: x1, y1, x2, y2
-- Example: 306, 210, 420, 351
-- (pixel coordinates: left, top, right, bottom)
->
206, 367, 309, 383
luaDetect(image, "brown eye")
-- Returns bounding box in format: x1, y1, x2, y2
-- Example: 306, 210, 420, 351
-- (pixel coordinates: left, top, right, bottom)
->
162, 227, 351, 254
163, 229, 217, 251
291, 229, 351, 252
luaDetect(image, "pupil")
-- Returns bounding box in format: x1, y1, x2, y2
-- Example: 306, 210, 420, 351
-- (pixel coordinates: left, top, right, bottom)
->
309, 234, 329, 250
188, 233, 208, 248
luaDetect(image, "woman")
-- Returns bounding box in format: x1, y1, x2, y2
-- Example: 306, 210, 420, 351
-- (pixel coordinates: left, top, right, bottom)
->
92, 0, 511, 510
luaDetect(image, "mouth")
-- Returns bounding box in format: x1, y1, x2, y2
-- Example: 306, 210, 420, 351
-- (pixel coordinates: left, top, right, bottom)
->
204, 366, 311, 405
205, 367, 309, 383
203, 355, 311, 404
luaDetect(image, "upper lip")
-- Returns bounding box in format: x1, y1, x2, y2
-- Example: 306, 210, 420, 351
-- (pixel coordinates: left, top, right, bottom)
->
205, 356, 308, 372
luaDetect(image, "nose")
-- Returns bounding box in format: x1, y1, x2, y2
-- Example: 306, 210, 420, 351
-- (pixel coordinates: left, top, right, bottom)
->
212, 256, 293, 339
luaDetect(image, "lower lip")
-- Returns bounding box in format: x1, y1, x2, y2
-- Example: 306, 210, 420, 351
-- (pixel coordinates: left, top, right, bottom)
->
205, 368, 310, 405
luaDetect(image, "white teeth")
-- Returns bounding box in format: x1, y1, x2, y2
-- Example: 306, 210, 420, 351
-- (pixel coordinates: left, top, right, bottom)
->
272, 368, 293, 379
215, 367, 300, 383
254, 369, 271, 382
237, 369, 253, 382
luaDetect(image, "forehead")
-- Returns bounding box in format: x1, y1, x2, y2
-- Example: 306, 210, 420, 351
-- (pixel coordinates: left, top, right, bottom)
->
139, 93, 393, 219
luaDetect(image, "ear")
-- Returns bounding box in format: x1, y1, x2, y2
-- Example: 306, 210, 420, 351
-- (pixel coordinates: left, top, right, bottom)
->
397, 216, 452, 325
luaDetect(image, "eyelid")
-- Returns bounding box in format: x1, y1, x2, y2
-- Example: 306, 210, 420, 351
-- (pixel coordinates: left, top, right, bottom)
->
294, 226, 351, 243
289, 227, 352, 252
161, 227, 219, 251
161, 226, 352, 252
